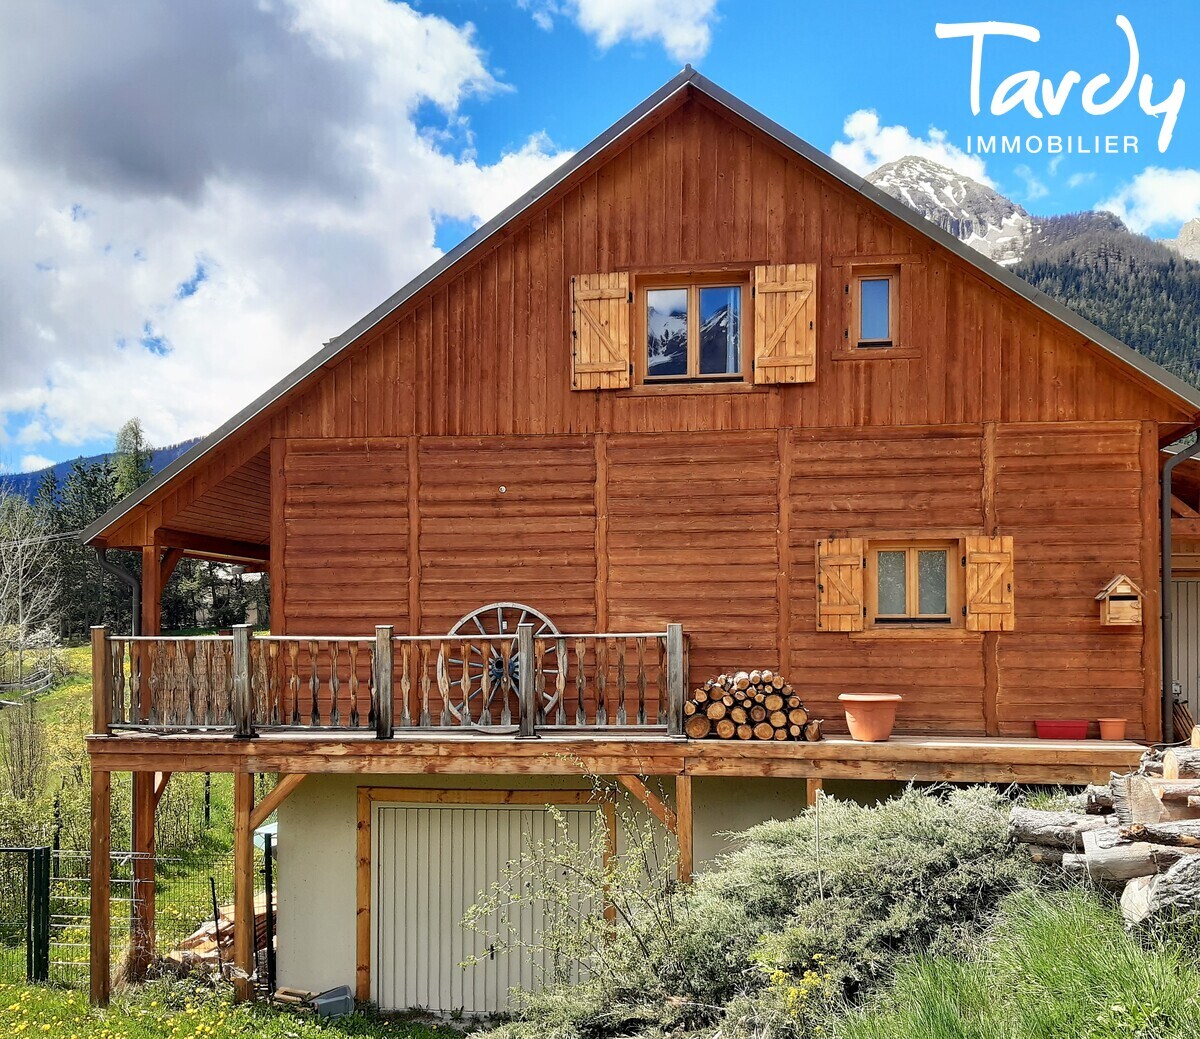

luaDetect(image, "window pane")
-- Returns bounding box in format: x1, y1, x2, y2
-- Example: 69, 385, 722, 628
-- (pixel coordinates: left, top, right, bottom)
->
860, 277, 891, 341
877, 551, 907, 615
647, 288, 688, 376
918, 550, 948, 615
698, 286, 741, 375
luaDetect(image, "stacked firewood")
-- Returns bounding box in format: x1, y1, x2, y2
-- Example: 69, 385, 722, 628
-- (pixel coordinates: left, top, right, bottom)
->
165, 892, 275, 971
1010, 728, 1200, 927
683, 670, 823, 741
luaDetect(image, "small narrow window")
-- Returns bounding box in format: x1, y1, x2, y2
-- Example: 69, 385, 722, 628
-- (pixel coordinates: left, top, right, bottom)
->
642, 278, 745, 382
853, 268, 898, 348
867, 541, 960, 626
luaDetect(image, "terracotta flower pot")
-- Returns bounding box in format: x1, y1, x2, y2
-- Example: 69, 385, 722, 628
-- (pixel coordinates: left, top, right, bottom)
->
1098, 717, 1127, 741
839, 694, 902, 742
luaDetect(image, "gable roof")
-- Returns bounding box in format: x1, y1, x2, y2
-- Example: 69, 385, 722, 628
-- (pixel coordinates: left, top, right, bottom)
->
83, 66, 1200, 546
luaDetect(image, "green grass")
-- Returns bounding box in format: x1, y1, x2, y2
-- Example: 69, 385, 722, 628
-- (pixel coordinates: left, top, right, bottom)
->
841, 887, 1200, 1039
0, 978, 452, 1039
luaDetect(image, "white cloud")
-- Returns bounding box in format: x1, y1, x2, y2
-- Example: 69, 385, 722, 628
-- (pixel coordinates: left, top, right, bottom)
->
1098, 167, 1200, 233
0, 0, 572, 455
1067, 171, 1096, 189
1013, 164, 1049, 202
831, 110, 993, 185
520, 0, 717, 62
18, 455, 55, 473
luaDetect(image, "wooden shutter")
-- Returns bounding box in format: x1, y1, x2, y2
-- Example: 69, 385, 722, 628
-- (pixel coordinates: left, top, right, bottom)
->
754, 263, 817, 384
965, 535, 1015, 632
816, 538, 865, 632
571, 272, 630, 390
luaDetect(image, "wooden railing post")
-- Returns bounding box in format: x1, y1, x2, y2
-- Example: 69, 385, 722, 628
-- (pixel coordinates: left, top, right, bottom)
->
232, 625, 255, 739
517, 623, 536, 737
91, 625, 111, 736
666, 623, 685, 736
375, 625, 394, 739
89, 766, 111, 1006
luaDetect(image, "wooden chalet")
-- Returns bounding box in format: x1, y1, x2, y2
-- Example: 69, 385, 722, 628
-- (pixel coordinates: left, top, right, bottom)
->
81, 69, 1200, 1011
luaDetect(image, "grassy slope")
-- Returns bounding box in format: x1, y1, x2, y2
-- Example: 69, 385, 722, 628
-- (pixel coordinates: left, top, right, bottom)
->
0, 979, 450, 1039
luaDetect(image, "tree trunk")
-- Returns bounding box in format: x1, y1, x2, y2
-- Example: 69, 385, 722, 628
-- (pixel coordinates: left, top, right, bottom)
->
1120, 821, 1200, 847
1162, 747, 1200, 779
1008, 807, 1114, 849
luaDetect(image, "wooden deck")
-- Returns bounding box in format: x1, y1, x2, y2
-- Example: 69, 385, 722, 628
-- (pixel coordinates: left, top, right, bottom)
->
86, 730, 1146, 785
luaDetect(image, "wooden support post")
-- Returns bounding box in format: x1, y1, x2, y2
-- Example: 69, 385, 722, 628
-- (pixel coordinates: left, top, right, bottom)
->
375, 625, 394, 739
676, 773, 693, 883
130, 771, 157, 980
91, 625, 111, 736
89, 767, 111, 1006
141, 544, 163, 637
233, 772, 255, 1001
232, 624, 255, 739
517, 623, 536, 737
666, 624, 685, 736
805, 778, 823, 807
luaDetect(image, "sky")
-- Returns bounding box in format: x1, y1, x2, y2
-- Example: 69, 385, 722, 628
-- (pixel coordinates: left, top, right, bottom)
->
3, 0, 1200, 473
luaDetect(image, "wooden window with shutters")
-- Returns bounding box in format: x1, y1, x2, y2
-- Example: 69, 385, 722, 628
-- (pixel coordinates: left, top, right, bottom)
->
571, 272, 631, 390
635, 271, 750, 384
816, 537, 866, 632
753, 263, 816, 384
964, 535, 1015, 632
866, 540, 962, 628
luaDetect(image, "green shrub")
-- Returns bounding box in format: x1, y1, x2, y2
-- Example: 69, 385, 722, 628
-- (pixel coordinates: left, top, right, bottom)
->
842, 887, 1200, 1039
474, 785, 1035, 1039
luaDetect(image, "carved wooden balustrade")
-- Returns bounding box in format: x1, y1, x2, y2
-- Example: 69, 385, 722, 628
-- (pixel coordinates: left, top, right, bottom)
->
91, 623, 686, 738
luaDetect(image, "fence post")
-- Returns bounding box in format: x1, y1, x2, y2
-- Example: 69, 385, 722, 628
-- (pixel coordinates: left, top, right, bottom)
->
91, 626, 111, 736
666, 624, 685, 737
517, 623, 536, 737
36, 847, 50, 982
263, 832, 276, 996
375, 626, 394, 739
232, 625, 255, 739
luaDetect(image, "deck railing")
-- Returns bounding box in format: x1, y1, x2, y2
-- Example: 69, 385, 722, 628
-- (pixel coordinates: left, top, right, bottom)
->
90, 623, 686, 739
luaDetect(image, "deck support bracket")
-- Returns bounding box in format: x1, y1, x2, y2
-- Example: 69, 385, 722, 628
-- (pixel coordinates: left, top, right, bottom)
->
249, 773, 308, 831
616, 774, 677, 832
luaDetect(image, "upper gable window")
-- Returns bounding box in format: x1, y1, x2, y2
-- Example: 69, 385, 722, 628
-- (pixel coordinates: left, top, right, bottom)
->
643, 278, 745, 382
853, 267, 898, 349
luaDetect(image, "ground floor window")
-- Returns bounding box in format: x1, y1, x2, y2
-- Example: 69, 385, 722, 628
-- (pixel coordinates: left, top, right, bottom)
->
867, 540, 961, 627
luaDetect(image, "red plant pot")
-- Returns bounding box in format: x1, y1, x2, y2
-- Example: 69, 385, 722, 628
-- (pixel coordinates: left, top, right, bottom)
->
839, 694, 902, 742
1034, 720, 1088, 740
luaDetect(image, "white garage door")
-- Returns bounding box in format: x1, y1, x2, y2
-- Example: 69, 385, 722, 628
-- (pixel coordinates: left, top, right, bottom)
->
1172, 580, 1200, 721
372, 802, 598, 1014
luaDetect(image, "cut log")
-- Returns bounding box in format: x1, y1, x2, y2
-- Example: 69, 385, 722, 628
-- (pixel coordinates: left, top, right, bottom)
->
1009, 807, 1114, 850
736, 724, 753, 740
730, 706, 748, 724
764, 693, 784, 713
753, 722, 775, 740
788, 708, 809, 726
685, 714, 712, 740
1081, 827, 1157, 883
1121, 875, 1157, 926
803, 719, 823, 742
1120, 821, 1200, 847
705, 702, 727, 721
1028, 846, 1064, 865
715, 718, 736, 739
768, 711, 788, 728
683, 700, 697, 717
1084, 784, 1114, 814
1163, 748, 1200, 779
750, 706, 767, 723
1123, 855, 1200, 927
1151, 780, 1200, 803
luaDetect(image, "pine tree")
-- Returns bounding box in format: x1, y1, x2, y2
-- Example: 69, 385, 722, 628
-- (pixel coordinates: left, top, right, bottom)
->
112, 418, 154, 498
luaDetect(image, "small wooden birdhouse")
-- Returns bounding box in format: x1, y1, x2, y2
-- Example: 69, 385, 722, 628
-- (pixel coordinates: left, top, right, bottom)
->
1096, 574, 1143, 626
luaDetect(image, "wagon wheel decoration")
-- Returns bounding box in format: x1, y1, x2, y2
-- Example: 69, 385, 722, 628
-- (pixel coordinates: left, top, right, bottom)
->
437, 602, 562, 725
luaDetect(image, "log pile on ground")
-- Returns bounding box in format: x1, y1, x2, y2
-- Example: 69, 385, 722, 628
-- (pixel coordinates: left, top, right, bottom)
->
1010, 725, 1200, 928
683, 670, 822, 741
165, 892, 275, 971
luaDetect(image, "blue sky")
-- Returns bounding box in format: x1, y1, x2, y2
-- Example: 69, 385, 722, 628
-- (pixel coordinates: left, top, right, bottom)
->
3, 0, 1200, 473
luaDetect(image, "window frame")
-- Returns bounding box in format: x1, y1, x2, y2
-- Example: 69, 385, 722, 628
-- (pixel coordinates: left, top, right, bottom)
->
852, 266, 899, 350
636, 271, 751, 385
866, 539, 963, 629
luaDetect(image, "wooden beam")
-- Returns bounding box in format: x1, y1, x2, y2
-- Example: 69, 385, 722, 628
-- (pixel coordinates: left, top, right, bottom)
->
91, 626, 111, 736
141, 544, 162, 637
233, 773, 255, 1001
805, 778, 823, 807
355, 787, 372, 1003
676, 774, 693, 883
617, 775, 677, 832
1172, 518, 1200, 541
89, 767, 111, 1006
130, 772, 157, 980
160, 546, 186, 585
152, 772, 172, 809
249, 773, 307, 831
156, 527, 270, 563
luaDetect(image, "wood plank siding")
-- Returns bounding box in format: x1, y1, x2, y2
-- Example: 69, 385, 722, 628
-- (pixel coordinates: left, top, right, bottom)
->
91, 89, 1196, 740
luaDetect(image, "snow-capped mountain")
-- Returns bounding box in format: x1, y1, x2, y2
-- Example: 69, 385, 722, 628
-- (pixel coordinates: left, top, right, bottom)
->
647, 298, 687, 372
1164, 218, 1200, 262
867, 156, 1034, 266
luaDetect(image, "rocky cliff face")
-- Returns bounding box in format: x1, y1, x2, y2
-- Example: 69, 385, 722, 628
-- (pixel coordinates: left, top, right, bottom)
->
866, 156, 1033, 266
1164, 218, 1200, 262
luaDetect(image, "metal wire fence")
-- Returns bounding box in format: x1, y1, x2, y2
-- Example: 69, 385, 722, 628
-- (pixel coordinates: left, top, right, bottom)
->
0, 847, 245, 988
